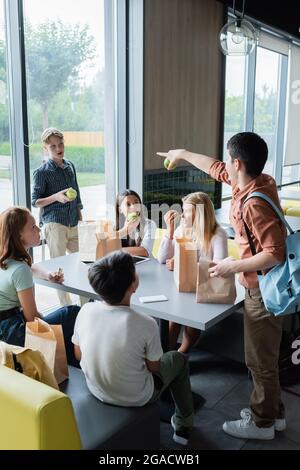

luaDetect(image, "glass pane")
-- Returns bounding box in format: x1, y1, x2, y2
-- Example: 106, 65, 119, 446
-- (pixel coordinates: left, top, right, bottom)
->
23, 0, 106, 310
254, 47, 280, 177
23, 0, 106, 221
0, 1, 13, 212
282, 165, 300, 186
223, 55, 246, 199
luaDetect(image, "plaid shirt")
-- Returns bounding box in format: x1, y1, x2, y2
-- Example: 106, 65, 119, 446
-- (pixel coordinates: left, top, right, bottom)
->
32, 158, 83, 227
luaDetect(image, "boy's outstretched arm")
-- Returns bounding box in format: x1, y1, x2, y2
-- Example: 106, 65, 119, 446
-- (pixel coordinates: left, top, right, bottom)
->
157, 149, 218, 174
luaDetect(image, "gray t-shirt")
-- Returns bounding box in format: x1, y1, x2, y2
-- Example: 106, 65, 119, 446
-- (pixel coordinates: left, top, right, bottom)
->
0, 259, 33, 311
72, 301, 163, 407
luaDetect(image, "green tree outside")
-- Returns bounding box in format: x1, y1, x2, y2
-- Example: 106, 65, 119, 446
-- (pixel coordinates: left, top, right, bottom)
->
25, 19, 96, 129
225, 86, 277, 134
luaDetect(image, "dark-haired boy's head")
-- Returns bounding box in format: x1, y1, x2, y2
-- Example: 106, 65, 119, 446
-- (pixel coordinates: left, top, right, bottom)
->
226, 132, 268, 179
88, 251, 137, 305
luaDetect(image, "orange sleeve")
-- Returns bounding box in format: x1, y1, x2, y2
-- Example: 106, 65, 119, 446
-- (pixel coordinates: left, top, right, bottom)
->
209, 161, 232, 185
243, 200, 286, 262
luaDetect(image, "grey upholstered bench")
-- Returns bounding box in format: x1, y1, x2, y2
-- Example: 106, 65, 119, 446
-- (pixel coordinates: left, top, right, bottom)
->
60, 366, 160, 450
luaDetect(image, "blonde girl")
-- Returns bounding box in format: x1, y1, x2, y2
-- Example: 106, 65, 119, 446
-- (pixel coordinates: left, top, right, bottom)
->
157, 192, 228, 352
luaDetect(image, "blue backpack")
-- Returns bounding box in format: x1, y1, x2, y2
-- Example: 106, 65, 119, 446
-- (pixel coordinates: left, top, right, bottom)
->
242, 191, 300, 317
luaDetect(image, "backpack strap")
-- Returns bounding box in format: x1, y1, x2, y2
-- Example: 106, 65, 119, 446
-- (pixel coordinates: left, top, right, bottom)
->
241, 191, 290, 276
243, 191, 294, 235
242, 217, 262, 276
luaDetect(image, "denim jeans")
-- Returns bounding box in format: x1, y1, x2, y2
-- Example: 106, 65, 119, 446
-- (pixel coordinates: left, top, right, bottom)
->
0, 305, 80, 367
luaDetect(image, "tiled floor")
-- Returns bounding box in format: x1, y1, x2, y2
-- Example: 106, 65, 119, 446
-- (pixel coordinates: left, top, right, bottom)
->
160, 349, 300, 450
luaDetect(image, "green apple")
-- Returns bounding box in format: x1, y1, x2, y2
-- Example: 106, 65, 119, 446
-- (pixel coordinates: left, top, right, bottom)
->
65, 187, 77, 201
164, 158, 176, 170
127, 212, 139, 222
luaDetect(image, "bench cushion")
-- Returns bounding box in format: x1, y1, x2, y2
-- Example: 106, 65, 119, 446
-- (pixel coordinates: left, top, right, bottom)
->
60, 366, 160, 450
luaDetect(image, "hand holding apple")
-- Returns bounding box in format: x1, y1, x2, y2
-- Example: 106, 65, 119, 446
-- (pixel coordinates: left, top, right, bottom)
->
65, 187, 77, 201
55, 189, 70, 204
124, 212, 140, 234
157, 149, 186, 170
164, 210, 179, 238
164, 158, 176, 170
127, 212, 140, 222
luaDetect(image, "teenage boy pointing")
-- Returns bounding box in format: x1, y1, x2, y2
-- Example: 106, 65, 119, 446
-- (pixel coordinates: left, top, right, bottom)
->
158, 132, 286, 440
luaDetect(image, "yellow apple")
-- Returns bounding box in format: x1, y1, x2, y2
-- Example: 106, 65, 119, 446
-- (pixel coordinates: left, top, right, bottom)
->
164, 158, 176, 170
127, 212, 139, 222
65, 187, 77, 201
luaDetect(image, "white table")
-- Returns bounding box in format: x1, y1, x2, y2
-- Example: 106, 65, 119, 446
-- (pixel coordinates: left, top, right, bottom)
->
34, 253, 245, 349
35, 253, 245, 412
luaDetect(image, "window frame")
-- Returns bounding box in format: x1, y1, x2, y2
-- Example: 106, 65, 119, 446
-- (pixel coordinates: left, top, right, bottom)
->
4, 0, 31, 208
222, 10, 293, 200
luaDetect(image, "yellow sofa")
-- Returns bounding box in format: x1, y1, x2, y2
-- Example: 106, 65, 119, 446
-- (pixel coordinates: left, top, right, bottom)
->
281, 200, 300, 213
0, 365, 160, 450
285, 207, 300, 217
0, 365, 81, 450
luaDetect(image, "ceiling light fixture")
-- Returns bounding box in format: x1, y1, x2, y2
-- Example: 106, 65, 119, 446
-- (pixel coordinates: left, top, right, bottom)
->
219, 0, 258, 56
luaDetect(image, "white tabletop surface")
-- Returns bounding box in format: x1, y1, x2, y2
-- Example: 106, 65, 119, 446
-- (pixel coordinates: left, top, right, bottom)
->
34, 253, 245, 331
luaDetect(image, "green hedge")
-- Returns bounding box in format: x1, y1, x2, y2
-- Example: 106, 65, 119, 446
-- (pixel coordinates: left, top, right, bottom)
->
0, 143, 105, 173
0, 143, 11, 155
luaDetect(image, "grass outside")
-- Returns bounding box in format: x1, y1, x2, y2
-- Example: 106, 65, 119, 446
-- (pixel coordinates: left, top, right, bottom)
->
76, 172, 105, 187
0, 170, 105, 187
0, 169, 10, 179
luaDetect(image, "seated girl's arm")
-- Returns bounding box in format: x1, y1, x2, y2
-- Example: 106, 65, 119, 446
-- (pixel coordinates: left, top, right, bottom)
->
32, 264, 64, 283
157, 236, 175, 264
157, 211, 179, 263
140, 220, 157, 257
212, 228, 228, 262
17, 287, 42, 322
122, 245, 149, 256
123, 219, 157, 257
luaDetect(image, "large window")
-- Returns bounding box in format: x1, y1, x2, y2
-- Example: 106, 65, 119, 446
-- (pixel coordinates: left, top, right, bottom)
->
282, 165, 300, 185
223, 55, 247, 198
254, 47, 282, 177
21, 0, 107, 310
223, 27, 289, 199
0, 0, 13, 212
23, 0, 106, 223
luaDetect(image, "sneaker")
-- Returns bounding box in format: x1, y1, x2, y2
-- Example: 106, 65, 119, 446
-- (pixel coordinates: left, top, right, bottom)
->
241, 408, 286, 432
223, 409, 274, 440
171, 415, 191, 446
274, 418, 286, 432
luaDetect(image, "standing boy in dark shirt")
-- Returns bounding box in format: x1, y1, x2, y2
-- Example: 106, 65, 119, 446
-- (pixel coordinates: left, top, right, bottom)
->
32, 127, 84, 306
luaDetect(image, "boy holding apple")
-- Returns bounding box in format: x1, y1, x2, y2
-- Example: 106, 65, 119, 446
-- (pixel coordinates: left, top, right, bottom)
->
32, 127, 84, 306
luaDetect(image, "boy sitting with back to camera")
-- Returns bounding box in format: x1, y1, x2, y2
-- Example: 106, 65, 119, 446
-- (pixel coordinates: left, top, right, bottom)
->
72, 250, 194, 446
